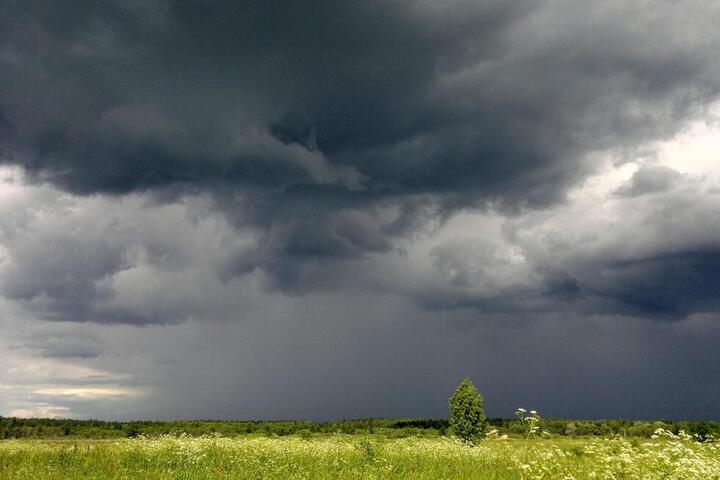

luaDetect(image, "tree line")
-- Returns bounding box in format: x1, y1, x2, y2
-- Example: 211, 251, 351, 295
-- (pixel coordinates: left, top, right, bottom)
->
0, 414, 717, 440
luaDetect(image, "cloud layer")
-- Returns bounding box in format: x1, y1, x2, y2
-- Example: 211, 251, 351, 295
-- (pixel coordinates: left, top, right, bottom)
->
0, 0, 719, 420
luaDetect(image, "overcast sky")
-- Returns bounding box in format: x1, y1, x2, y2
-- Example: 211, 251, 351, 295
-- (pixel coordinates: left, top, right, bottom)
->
1, 0, 719, 421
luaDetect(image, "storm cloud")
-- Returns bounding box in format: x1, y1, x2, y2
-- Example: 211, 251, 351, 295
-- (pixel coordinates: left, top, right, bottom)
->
0, 1, 719, 420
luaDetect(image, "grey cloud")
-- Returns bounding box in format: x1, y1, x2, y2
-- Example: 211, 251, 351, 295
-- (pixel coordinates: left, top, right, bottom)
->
2, 1, 720, 292
0, 235, 126, 322
39, 346, 102, 359
220, 211, 397, 293
21, 332, 104, 359
1, 156, 718, 327
510, 185, 720, 320
615, 165, 684, 197
540, 271, 583, 302
379, 166, 720, 322
431, 238, 521, 288
0, 186, 249, 324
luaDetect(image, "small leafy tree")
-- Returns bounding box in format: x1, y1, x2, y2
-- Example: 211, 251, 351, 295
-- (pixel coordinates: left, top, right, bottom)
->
448, 377, 487, 443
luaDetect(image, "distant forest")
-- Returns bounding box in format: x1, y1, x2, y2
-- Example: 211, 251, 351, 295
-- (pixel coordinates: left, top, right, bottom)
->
1, 417, 718, 440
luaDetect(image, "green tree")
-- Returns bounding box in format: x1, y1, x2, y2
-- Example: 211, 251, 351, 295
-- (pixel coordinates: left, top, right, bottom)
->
448, 377, 487, 443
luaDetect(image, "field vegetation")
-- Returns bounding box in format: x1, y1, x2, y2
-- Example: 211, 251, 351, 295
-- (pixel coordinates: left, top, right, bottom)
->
1, 431, 719, 479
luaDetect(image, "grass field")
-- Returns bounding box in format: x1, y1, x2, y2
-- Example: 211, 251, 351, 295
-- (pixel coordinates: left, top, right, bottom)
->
1, 433, 718, 479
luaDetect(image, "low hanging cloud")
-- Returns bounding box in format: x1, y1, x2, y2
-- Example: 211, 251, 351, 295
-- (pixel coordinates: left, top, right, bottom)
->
1, 153, 718, 326
614, 164, 685, 197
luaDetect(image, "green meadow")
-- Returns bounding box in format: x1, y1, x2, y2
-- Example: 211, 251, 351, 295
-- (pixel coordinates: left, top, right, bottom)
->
1, 432, 719, 479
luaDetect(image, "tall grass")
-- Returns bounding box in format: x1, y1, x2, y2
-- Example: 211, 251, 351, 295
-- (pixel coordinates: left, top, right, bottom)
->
1, 433, 719, 479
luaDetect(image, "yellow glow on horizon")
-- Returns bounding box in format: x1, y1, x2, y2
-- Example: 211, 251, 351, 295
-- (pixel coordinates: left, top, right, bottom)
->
33, 387, 140, 399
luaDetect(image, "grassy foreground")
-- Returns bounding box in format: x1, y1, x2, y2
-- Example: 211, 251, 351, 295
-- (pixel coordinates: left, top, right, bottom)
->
1, 434, 719, 479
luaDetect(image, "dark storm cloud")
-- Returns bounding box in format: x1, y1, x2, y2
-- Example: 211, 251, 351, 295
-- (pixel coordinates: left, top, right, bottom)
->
591, 249, 720, 318
506, 182, 720, 321
3, 2, 719, 197
528, 248, 720, 321
1, 0, 720, 325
